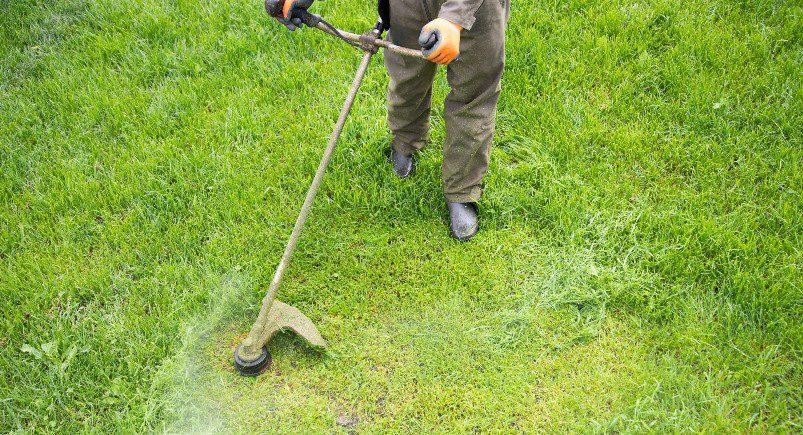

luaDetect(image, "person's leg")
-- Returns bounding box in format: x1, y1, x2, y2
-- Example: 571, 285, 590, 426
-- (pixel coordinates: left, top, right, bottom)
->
385, 0, 438, 159
441, 0, 507, 203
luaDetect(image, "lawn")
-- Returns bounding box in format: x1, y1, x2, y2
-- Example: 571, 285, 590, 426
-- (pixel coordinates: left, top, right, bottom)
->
1, 0, 801, 431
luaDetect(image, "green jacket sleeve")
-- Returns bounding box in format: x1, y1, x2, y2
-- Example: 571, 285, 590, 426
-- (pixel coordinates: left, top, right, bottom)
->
437, 0, 485, 30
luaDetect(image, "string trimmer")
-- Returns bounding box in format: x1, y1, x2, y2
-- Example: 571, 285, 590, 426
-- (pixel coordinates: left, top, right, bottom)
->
233, 4, 438, 376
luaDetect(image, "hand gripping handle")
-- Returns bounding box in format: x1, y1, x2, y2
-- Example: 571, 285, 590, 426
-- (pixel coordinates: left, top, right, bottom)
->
418, 29, 440, 57
265, 0, 286, 18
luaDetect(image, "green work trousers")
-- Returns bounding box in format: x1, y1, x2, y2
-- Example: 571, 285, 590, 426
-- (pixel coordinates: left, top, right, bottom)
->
384, 0, 509, 203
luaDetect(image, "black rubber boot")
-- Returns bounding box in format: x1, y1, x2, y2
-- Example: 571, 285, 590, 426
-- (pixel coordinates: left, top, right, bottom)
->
390, 148, 413, 178
447, 201, 479, 241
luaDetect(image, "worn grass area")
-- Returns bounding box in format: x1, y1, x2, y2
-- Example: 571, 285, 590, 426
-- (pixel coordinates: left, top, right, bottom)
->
1, 0, 801, 431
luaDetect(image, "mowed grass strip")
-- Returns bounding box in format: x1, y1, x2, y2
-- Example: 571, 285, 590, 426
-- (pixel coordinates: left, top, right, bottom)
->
1, 0, 801, 431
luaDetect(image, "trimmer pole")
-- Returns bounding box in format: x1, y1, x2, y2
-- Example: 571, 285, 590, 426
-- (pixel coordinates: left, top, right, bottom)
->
235, 31, 380, 374
234, 10, 431, 376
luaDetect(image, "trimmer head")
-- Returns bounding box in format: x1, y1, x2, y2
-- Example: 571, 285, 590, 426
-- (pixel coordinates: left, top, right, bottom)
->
234, 300, 326, 376
234, 344, 271, 376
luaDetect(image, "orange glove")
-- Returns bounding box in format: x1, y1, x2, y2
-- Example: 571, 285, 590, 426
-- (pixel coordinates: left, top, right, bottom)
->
281, 0, 313, 19
418, 18, 462, 65
265, 0, 313, 30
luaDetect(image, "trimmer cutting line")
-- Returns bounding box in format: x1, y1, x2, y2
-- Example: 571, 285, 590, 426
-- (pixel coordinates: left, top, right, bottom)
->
233, 5, 440, 376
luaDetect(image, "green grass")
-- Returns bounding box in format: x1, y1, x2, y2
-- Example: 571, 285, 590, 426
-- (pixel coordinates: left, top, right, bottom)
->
1, 0, 801, 431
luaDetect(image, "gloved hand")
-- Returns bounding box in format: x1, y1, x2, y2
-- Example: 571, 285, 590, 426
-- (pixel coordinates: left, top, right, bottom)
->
265, 0, 314, 31
418, 18, 462, 64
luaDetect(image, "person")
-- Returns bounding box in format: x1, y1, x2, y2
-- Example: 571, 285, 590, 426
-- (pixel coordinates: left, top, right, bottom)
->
272, 0, 508, 241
